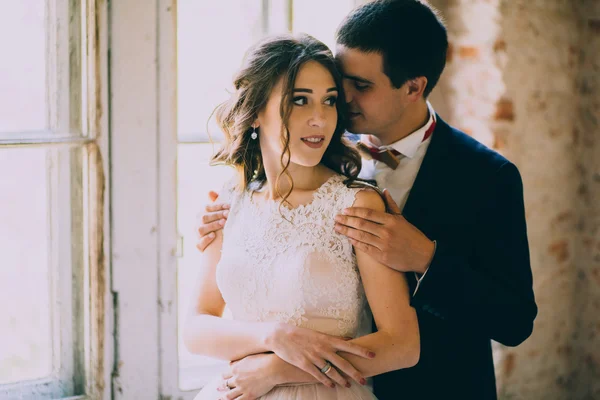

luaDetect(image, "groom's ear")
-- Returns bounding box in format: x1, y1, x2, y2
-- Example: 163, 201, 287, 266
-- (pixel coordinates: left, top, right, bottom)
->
406, 77, 428, 99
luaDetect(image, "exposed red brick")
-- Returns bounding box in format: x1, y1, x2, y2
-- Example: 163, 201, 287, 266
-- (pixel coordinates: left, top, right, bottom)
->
586, 354, 599, 369
494, 39, 507, 52
557, 345, 572, 355
589, 19, 600, 34
495, 99, 515, 121
569, 45, 578, 55
553, 211, 574, 224
568, 45, 579, 68
503, 353, 516, 378
528, 349, 540, 357
458, 46, 479, 59
493, 136, 505, 151
447, 42, 454, 63
554, 267, 568, 276
592, 268, 600, 286
549, 240, 570, 263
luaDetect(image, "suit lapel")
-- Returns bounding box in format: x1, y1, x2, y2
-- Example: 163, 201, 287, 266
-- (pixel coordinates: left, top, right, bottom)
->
402, 114, 451, 231
402, 115, 452, 291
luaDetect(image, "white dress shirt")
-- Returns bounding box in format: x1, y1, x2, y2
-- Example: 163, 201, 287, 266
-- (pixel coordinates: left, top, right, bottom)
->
357, 101, 437, 294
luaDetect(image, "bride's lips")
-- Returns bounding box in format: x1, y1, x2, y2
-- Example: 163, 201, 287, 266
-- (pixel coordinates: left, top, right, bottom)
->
301, 135, 326, 149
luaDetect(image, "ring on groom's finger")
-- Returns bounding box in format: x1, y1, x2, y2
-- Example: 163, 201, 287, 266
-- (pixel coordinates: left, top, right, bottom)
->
320, 361, 332, 374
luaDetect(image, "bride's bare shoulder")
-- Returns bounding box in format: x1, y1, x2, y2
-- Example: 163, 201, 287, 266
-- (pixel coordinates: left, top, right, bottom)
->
352, 187, 385, 212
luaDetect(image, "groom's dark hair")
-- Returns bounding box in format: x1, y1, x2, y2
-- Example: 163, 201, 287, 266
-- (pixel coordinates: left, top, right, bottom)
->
336, 0, 448, 98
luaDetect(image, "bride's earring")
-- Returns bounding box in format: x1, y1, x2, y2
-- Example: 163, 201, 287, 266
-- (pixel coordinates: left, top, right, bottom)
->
250, 126, 258, 140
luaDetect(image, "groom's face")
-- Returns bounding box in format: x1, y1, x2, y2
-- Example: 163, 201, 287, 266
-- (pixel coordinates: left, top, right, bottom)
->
335, 45, 409, 141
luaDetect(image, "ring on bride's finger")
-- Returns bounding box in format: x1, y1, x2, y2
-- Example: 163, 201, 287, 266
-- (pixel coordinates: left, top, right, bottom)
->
225, 379, 233, 390
320, 361, 332, 374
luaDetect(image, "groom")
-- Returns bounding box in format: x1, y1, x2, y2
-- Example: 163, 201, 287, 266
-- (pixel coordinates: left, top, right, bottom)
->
196, 1, 537, 399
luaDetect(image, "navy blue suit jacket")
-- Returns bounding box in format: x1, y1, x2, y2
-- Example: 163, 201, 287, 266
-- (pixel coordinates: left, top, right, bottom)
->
365, 116, 537, 400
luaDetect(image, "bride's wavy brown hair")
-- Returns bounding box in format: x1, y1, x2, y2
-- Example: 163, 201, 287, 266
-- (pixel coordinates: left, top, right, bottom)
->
210, 33, 361, 204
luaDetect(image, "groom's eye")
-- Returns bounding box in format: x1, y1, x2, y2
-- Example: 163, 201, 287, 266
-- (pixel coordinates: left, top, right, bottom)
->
292, 96, 307, 106
354, 82, 369, 91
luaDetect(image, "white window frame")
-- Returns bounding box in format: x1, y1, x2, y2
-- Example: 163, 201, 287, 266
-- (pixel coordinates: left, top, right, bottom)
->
109, 0, 173, 398
0, 0, 111, 399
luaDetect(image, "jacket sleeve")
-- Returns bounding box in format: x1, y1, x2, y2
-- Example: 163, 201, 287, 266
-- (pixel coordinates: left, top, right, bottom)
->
410, 161, 537, 346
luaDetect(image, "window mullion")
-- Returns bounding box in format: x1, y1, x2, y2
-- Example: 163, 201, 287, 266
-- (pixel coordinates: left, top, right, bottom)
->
47, 0, 82, 137
287, 0, 293, 32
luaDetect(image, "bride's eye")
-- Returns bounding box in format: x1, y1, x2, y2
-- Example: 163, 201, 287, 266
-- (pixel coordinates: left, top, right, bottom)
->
324, 96, 338, 106
293, 96, 307, 106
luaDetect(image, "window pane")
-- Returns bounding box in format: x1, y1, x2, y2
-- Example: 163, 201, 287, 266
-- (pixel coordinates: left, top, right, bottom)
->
0, 3, 47, 133
0, 146, 87, 398
0, 148, 52, 383
292, 0, 357, 50
177, 144, 234, 389
177, 0, 265, 141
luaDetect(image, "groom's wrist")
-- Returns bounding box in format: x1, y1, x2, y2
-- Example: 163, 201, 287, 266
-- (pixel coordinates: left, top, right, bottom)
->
269, 354, 292, 386
414, 238, 436, 275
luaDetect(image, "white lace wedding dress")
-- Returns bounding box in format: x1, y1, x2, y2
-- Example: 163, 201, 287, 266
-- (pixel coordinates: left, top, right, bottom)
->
194, 174, 377, 400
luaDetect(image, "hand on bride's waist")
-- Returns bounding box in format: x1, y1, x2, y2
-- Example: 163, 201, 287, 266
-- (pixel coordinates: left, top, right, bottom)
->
218, 352, 334, 400
218, 353, 279, 400
265, 322, 375, 388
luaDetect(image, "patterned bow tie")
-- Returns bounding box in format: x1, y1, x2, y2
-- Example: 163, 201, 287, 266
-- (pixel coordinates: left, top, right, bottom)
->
356, 142, 402, 169
356, 119, 436, 170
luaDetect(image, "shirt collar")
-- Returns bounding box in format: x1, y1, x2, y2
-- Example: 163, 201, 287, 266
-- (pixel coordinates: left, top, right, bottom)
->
364, 101, 436, 160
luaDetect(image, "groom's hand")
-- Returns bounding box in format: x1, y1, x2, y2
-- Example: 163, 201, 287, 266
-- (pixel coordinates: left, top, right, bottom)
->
334, 189, 435, 274
218, 353, 279, 400
195, 190, 230, 252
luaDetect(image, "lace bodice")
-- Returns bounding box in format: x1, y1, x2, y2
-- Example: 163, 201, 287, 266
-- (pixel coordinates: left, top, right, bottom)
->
215, 174, 372, 338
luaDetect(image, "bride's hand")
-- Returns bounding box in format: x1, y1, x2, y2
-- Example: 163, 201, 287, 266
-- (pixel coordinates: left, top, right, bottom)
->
267, 323, 374, 387
217, 353, 278, 400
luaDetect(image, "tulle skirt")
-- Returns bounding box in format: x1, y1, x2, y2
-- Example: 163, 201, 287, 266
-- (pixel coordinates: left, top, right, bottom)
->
194, 377, 378, 399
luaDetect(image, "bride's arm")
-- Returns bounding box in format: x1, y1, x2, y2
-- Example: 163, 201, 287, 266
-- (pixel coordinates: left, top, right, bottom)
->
270, 189, 420, 384
338, 191, 420, 376
182, 230, 275, 361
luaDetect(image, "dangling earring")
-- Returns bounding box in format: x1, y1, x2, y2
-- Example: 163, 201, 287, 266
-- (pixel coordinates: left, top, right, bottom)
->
250, 126, 258, 140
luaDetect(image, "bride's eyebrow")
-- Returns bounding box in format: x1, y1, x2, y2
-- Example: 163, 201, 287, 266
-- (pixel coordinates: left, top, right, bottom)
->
292, 87, 338, 93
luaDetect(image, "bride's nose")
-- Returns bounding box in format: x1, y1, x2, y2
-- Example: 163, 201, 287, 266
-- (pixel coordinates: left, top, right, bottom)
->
308, 105, 327, 128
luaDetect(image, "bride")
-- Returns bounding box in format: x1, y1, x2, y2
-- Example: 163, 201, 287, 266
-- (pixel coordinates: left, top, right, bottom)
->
183, 33, 419, 400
